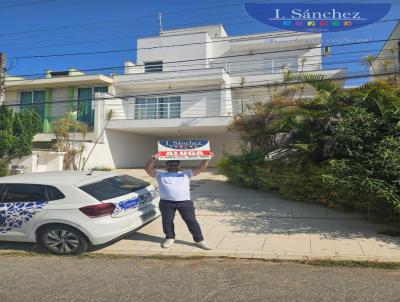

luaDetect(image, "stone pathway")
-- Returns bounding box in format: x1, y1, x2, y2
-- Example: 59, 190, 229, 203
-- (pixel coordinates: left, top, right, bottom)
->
94, 169, 400, 262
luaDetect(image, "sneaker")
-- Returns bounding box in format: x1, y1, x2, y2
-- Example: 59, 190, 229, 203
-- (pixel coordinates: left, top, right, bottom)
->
162, 239, 175, 248
195, 241, 212, 250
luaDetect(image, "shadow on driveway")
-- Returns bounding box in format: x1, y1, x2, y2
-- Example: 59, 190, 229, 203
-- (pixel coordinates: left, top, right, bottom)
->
190, 178, 400, 245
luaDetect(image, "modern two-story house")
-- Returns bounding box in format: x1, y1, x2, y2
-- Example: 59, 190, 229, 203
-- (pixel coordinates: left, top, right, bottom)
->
4, 24, 346, 170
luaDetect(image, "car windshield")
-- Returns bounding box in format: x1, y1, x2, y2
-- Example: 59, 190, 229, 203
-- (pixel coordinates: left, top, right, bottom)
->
79, 175, 150, 201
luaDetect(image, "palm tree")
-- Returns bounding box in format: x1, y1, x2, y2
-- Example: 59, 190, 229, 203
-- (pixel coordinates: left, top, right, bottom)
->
240, 76, 246, 114
381, 59, 389, 74
298, 57, 307, 100
362, 54, 377, 78
389, 47, 398, 80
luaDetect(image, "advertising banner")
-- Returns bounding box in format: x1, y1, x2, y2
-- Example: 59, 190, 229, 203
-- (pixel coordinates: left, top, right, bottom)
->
157, 140, 212, 160
244, 2, 391, 33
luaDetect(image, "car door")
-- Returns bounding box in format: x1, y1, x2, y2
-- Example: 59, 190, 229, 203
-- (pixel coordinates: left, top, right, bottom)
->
0, 183, 49, 242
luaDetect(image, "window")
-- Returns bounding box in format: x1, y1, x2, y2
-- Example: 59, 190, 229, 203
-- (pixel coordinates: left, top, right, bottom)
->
94, 87, 108, 94
135, 96, 180, 119
0, 184, 47, 203
46, 186, 65, 201
144, 61, 163, 73
76, 87, 107, 127
79, 175, 149, 201
20, 90, 45, 120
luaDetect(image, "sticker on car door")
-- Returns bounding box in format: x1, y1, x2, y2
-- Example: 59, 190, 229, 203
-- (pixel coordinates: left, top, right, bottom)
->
112, 197, 141, 217
0, 201, 48, 233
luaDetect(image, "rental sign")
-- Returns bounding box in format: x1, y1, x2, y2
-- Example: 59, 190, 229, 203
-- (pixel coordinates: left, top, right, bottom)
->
157, 140, 212, 160
244, 2, 391, 33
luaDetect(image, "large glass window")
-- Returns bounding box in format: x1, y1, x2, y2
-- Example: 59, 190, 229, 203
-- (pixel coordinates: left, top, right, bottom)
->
20, 90, 45, 120
77, 87, 108, 127
135, 96, 180, 119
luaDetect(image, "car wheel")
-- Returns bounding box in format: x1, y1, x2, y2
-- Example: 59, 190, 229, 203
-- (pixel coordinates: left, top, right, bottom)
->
39, 225, 89, 255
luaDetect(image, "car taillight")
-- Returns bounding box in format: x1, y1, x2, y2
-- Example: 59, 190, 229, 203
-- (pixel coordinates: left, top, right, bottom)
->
79, 203, 116, 218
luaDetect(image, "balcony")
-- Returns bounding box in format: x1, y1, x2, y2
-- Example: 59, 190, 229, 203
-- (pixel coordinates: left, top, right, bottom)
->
113, 68, 229, 92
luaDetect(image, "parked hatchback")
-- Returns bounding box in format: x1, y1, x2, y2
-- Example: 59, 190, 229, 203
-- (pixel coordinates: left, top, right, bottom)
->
0, 171, 160, 255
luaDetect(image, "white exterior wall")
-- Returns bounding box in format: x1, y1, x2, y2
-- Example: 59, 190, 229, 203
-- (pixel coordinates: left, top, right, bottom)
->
36, 151, 64, 172
102, 93, 129, 120
180, 89, 222, 118
82, 130, 156, 169
301, 46, 322, 71
372, 22, 400, 77
10, 151, 64, 173
137, 32, 208, 72
3, 91, 18, 105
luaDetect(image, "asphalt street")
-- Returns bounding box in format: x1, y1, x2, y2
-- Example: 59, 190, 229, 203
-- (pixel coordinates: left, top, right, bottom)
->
0, 256, 400, 302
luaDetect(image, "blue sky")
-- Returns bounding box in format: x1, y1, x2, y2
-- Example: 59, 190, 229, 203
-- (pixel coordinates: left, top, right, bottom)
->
0, 0, 399, 86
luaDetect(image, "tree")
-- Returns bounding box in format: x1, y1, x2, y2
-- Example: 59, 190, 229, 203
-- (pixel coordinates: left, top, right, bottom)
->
51, 113, 89, 170
229, 73, 348, 160
0, 105, 42, 176
389, 47, 398, 80
362, 54, 377, 77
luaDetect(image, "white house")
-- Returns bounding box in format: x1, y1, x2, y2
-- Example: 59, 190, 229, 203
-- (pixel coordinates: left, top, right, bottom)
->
4, 24, 346, 170
371, 21, 400, 79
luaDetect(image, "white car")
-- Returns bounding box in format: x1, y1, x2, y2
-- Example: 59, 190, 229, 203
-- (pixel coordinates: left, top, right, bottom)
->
0, 171, 160, 255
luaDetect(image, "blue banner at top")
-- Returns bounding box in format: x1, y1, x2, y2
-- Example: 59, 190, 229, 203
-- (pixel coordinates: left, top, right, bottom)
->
244, 2, 391, 33
159, 140, 209, 150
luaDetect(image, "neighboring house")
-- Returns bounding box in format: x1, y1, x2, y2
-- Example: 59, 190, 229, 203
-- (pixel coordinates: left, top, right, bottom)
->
3, 24, 346, 170
371, 21, 400, 78
4, 69, 113, 171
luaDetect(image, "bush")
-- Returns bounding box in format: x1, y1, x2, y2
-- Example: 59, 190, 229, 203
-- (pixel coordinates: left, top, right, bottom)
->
219, 78, 400, 224
218, 152, 346, 210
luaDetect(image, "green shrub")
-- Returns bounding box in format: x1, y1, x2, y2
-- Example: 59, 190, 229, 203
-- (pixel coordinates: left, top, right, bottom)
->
220, 78, 400, 224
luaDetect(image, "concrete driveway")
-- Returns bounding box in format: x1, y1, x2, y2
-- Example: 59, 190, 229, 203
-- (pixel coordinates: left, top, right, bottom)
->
93, 169, 400, 262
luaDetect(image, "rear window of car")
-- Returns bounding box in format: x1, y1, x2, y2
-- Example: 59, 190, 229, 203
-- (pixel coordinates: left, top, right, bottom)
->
79, 175, 150, 201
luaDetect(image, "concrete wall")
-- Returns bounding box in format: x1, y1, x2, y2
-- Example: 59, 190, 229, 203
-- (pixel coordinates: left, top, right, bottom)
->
137, 32, 208, 71
82, 130, 156, 169
10, 151, 64, 173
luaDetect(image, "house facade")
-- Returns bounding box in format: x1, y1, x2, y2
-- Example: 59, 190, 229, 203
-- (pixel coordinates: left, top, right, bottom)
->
371, 21, 400, 78
4, 25, 346, 170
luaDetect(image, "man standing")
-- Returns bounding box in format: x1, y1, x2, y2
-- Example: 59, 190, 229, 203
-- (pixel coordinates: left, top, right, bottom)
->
145, 156, 211, 250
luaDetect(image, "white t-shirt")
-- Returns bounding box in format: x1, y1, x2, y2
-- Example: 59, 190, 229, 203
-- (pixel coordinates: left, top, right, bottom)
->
155, 170, 192, 201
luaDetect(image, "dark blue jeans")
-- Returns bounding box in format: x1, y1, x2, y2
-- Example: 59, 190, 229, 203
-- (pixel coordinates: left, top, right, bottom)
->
159, 199, 204, 242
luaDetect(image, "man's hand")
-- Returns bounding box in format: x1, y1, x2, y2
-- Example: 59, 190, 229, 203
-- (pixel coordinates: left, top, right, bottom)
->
145, 154, 158, 177
192, 159, 210, 176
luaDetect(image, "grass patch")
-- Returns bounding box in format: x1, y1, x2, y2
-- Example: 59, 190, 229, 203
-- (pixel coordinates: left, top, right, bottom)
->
1, 251, 399, 269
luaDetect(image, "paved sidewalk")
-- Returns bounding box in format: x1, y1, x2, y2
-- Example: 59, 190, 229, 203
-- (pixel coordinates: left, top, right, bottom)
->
93, 169, 400, 262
